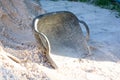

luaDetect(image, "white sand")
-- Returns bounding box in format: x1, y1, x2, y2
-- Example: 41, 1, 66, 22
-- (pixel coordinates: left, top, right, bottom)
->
0, 0, 120, 80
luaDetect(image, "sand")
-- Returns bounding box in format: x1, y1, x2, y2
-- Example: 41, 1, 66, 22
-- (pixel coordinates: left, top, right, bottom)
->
0, 0, 120, 80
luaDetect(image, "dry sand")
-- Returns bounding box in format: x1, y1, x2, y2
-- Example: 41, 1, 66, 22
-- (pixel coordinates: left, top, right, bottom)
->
0, 0, 120, 80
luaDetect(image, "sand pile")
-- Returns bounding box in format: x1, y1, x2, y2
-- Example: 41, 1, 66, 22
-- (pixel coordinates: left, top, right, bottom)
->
0, 0, 50, 79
